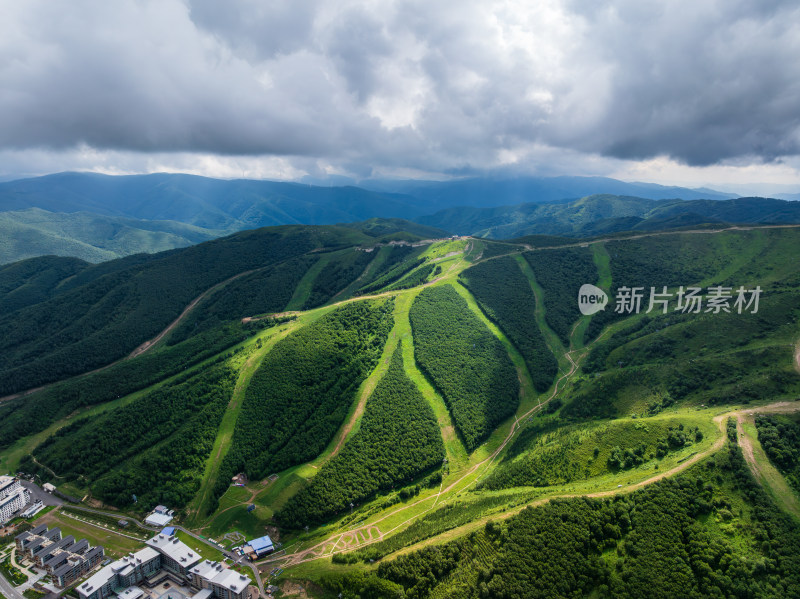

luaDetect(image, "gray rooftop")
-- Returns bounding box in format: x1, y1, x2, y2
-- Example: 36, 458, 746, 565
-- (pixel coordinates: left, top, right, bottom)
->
34, 535, 74, 559
190, 560, 249, 594
78, 564, 116, 597
145, 534, 199, 568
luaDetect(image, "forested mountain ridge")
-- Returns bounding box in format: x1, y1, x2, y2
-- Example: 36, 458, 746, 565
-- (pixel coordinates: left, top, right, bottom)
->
4, 222, 800, 598
418, 194, 800, 238
0, 220, 440, 397
0, 173, 442, 263
361, 174, 735, 203
0, 172, 733, 228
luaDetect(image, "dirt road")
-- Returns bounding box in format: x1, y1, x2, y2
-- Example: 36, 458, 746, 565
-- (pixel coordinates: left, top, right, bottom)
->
263, 399, 800, 568
736, 405, 800, 518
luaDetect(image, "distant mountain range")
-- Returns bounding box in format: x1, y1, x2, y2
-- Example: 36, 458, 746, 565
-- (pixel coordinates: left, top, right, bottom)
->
0, 172, 426, 263
0, 172, 427, 230
417, 195, 800, 239
359, 175, 736, 204
1, 171, 797, 263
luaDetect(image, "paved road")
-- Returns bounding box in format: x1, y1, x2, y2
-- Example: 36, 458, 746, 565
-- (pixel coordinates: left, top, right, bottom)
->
0, 566, 25, 599
21, 481, 64, 507
66, 504, 156, 530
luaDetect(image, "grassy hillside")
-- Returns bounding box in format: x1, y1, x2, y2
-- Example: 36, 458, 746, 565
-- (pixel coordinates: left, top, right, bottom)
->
481, 416, 711, 490
28, 363, 237, 509
756, 414, 800, 494
329, 438, 800, 598
3, 223, 800, 597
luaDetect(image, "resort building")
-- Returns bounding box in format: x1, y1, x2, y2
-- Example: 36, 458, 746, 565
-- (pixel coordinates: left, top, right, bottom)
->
77, 534, 249, 599
15, 525, 105, 588
189, 561, 250, 599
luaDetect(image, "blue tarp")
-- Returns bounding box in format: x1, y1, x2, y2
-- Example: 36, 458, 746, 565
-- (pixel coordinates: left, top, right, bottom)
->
161, 526, 175, 536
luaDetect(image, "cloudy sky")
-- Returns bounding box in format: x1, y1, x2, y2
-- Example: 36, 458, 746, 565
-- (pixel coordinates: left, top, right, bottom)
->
2, 0, 800, 190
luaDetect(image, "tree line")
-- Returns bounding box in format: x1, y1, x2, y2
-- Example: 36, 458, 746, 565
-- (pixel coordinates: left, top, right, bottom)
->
27, 364, 237, 511
275, 347, 444, 527
0, 226, 342, 395
523, 246, 598, 346
212, 299, 395, 511
409, 285, 519, 452
0, 317, 278, 449
460, 256, 557, 393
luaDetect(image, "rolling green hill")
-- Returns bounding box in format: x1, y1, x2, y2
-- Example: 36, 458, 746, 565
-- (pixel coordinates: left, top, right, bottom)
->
0, 207, 221, 265
1, 172, 789, 264
3, 221, 800, 598
0, 173, 450, 264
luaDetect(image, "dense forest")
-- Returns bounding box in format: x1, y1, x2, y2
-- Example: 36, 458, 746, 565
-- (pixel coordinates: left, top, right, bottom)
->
606, 234, 735, 292
523, 247, 598, 345
214, 300, 394, 509
409, 285, 519, 451
358, 246, 426, 294
566, 291, 800, 420
460, 256, 558, 392
324, 431, 800, 598
28, 364, 237, 510
0, 255, 88, 313
475, 241, 520, 260
0, 226, 359, 395
4, 224, 800, 597
0, 317, 277, 449
756, 414, 800, 493
167, 255, 316, 343
276, 347, 444, 527
385, 263, 438, 291
305, 249, 375, 308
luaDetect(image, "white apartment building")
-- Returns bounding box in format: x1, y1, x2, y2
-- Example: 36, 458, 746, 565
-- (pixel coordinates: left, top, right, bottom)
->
0, 476, 30, 524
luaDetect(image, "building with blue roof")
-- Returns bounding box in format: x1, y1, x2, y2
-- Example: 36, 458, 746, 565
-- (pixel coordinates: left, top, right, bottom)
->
243, 535, 274, 560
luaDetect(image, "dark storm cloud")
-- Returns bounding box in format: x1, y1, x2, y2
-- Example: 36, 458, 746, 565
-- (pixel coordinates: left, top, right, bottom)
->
187, 0, 320, 60
556, 0, 800, 165
1, 0, 799, 173
0, 1, 386, 157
